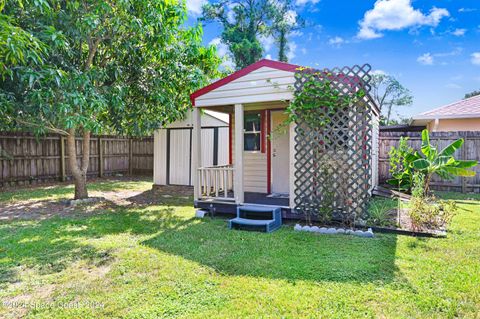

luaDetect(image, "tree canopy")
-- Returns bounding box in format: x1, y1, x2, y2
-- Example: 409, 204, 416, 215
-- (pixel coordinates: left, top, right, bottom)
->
0, 0, 221, 198
2, 0, 220, 135
202, 0, 303, 69
269, 0, 304, 62
465, 89, 480, 99
370, 73, 413, 125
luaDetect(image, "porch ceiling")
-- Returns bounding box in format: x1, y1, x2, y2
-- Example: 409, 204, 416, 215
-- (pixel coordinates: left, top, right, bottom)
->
200, 101, 290, 114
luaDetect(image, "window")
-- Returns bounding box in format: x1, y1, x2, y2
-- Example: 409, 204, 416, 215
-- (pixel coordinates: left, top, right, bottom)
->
244, 112, 262, 151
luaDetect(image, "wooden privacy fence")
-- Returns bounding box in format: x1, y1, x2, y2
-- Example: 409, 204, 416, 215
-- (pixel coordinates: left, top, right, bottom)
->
0, 132, 153, 187
379, 131, 480, 193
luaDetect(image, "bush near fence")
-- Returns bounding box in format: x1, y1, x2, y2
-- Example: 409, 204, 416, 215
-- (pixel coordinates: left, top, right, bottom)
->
0, 132, 153, 187
379, 131, 480, 193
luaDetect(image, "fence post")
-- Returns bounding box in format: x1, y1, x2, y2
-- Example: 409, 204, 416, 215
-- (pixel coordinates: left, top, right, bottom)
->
129, 138, 133, 176
98, 137, 103, 177
60, 136, 66, 182
462, 134, 468, 193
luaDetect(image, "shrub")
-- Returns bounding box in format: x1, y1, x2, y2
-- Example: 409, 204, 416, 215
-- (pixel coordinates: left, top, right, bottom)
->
387, 136, 415, 192
367, 199, 398, 227
408, 196, 457, 231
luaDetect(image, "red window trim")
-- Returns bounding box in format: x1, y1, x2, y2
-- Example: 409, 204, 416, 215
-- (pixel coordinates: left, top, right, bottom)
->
229, 113, 232, 165
261, 110, 266, 153
266, 110, 272, 194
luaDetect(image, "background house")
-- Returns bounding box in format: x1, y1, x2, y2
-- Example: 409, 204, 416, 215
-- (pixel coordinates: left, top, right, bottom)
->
411, 95, 480, 132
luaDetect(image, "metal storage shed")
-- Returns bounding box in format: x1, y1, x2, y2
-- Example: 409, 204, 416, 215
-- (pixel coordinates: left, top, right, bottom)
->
153, 110, 229, 186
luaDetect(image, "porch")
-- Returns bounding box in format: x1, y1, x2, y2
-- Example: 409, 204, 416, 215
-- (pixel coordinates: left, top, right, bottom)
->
196, 163, 289, 207
193, 102, 295, 210
189, 60, 299, 211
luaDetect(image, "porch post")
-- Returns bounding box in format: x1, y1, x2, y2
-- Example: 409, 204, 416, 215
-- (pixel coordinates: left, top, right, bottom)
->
234, 103, 244, 204
289, 122, 296, 209
192, 107, 202, 201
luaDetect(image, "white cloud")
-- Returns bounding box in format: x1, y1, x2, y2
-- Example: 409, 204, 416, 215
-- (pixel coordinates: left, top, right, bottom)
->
472, 52, 480, 65
295, 0, 320, 5
226, 3, 239, 23
328, 36, 345, 47
458, 8, 477, 13
445, 83, 462, 89
432, 47, 463, 58
265, 54, 272, 60
287, 41, 297, 61
417, 53, 434, 65
259, 34, 275, 52
209, 37, 234, 69
451, 28, 467, 36
284, 10, 298, 25
186, 0, 207, 15
290, 30, 303, 37
301, 47, 307, 55
357, 0, 449, 40
371, 69, 387, 76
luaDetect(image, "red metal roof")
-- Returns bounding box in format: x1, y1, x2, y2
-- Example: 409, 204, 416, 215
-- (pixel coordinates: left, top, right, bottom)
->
414, 94, 480, 119
190, 59, 299, 106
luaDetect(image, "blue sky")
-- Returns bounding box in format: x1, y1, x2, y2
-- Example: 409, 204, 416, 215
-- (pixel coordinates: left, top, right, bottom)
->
186, 0, 480, 120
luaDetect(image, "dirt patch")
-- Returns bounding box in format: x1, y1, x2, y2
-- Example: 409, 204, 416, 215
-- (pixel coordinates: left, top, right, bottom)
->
0, 180, 193, 222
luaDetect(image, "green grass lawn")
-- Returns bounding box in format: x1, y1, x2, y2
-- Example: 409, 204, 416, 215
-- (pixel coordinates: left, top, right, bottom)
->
0, 179, 479, 318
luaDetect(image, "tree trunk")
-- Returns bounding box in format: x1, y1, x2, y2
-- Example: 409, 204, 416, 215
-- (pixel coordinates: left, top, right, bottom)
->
278, 28, 287, 62
386, 103, 393, 125
66, 128, 91, 199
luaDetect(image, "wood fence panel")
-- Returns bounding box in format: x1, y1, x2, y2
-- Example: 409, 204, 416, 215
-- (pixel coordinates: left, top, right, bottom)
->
379, 131, 480, 193
0, 132, 153, 187
132, 138, 154, 174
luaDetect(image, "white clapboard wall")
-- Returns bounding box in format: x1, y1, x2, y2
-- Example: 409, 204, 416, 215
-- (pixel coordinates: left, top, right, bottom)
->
153, 111, 229, 186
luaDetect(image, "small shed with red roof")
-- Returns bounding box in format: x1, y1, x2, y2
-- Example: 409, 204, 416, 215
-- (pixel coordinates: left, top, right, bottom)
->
158, 59, 380, 217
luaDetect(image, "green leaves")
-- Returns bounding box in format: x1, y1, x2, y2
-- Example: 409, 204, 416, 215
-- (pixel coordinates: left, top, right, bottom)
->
1, 0, 221, 136
420, 129, 433, 159
439, 138, 463, 157
389, 129, 478, 193
412, 159, 430, 170
443, 167, 477, 177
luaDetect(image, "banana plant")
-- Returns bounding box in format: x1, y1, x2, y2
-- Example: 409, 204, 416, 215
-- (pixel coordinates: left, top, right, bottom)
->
411, 130, 477, 194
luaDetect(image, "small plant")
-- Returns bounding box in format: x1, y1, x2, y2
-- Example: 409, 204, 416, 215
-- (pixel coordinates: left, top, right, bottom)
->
408, 196, 457, 231
367, 199, 397, 227
318, 159, 336, 220
388, 136, 415, 192
408, 171, 457, 231
388, 129, 477, 194
411, 172, 425, 198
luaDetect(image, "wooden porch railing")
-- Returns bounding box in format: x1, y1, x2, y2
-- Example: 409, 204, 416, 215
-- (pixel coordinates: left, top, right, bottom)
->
198, 165, 234, 201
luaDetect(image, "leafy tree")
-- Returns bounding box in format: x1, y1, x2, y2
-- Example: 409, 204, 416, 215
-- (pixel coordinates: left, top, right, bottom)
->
370, 73, 413, 125
0, 0, 46, 129
202, 0, 271, 69
1, 0, 220, 199
464, 89, 480, 99
202, 0, 303, 68
380, 115, 411, 126
269, 0, 304, 62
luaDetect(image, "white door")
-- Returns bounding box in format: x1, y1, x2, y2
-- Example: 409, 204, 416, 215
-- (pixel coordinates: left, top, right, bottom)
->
271, 111, 290, 194
169, 129, 191, 185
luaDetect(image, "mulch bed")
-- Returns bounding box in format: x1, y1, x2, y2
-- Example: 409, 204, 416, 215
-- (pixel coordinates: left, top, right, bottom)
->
368, 207, 447, 237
